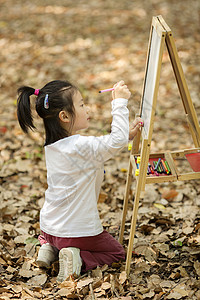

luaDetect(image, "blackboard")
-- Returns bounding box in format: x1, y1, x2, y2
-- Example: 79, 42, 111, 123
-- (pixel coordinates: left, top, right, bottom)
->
141, 18, 166, 140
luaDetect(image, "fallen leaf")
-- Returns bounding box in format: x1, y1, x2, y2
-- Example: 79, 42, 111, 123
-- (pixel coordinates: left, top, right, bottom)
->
135, 261, 151, 273
101, 282, 111, 290
57, 288, 73, 296
0, 257, 6, 265
142, 290, 155, 298
27, 274, 47, 286
11, 285, 23, 293
119, 271, 127, 285
98, 191, 108, 203
77, 278, 93, 289
162, 189, 178, 201
166, 286, 188, 299
134, 244, 157, 262
182, 226, 193, 235
194, 261, 200, 276
19, 269, 34, 278
154, 203, 166, 210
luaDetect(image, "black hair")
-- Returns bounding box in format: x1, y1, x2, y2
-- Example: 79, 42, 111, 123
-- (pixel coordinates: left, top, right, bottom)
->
17, 80, 78, 146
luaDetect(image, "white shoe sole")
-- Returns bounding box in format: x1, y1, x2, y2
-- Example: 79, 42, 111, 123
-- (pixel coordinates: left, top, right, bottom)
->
57, 247, 82, 282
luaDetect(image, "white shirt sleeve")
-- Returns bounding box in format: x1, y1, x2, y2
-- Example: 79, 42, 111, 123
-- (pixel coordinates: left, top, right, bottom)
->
74, 98, 129, 166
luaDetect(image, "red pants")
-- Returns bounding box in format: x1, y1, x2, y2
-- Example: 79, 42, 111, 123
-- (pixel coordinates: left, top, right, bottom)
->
40, 230, 125, 272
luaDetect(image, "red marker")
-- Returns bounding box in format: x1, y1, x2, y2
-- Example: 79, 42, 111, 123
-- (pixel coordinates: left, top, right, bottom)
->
148, 163, 154, 174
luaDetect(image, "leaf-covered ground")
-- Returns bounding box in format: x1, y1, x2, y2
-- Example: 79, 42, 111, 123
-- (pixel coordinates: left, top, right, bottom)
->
0, 0, 200, 299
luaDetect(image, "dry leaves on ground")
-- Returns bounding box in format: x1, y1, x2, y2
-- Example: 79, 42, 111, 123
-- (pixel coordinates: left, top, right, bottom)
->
0, 0, 200, 299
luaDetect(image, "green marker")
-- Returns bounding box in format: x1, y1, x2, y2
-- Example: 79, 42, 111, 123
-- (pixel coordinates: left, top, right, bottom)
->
154, 158, 161, 171
164, 160, 171, 174
154, 160, 161, 173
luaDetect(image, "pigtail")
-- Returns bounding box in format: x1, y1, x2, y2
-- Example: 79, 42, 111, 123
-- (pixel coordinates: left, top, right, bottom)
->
17, 86, 36, 133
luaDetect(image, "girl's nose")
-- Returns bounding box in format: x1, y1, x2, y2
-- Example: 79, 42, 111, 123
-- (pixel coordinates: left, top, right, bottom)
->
87, 106, 90, 113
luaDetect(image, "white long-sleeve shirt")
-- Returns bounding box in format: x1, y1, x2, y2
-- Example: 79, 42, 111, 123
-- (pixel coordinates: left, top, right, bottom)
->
40, 98, 129, 237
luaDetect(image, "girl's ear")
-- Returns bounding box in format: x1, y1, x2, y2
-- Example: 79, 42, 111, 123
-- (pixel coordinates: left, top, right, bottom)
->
59, 110, 70, 123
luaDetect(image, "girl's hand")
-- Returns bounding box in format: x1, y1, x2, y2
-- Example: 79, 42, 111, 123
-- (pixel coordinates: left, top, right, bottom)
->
129, 117, 143, 140
112, 80, 131, 100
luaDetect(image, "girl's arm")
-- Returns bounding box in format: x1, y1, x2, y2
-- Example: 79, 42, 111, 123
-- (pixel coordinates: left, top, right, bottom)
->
113, 82, 143, 141
86, 81, 131, 164
74, 81, 133, 165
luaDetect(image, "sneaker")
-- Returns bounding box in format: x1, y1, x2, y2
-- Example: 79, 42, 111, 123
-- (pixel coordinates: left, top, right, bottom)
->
57, 247, 82, 282
36, 243, 59, 268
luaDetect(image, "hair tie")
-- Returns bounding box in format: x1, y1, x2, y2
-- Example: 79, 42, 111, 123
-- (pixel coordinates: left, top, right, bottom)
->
34, 89, 40, 96
44, 94, 49, 109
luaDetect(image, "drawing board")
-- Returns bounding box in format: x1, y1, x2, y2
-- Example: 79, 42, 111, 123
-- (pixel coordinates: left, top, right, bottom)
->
140, 17, 165, 141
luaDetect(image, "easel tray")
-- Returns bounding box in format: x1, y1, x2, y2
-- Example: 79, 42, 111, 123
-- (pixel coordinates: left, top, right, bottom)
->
131, 147, 200, 185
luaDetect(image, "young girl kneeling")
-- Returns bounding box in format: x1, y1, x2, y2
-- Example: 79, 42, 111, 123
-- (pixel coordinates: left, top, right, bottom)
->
17, 80, 143, 282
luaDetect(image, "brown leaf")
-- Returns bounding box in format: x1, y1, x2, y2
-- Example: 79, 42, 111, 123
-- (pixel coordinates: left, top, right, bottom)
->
92, 278, 103, 290
58, 277, 76, 290
101, 282, 111, 290
98, 191, 108, 203
119, 271, 127, 285
194, 261, 200, 276
134, 261, 151, 273
57, 288, 73, 297
77, 278, 93, 289
92, 267, 103, 278
0, 257, 6, 265
182, 226, 193, 235
161, 189, 178, 201
166, 286, 188, 299
27, 274, 47, 286
11, 285, 23, 293
134, 244, 157, 262
0, 288, 10, 294
140, 223, 155, 233
19, 269, 34, 278
142, 290, 155, 298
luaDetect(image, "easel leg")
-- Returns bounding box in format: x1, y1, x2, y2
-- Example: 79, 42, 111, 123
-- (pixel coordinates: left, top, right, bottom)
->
165, 33, 200, 147
119, 130, 141, 244
186, 114, 200, 148
119, 160, 133, 244
125, 185, 141, 275
125, 140, 149, 275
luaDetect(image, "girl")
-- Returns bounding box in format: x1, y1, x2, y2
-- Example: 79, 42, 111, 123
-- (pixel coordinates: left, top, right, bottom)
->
17, 80, 143, 282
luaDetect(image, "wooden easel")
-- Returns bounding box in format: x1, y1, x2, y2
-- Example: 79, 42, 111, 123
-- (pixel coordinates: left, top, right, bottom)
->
119, 15, 200, 276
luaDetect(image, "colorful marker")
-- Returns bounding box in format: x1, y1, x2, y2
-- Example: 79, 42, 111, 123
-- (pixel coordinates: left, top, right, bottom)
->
154, 158, 161, 171
147, 166, 151, 175
152, 163, 159, 176
147, 166, 150, 175
153, 161, 157, 173
164, 160, 171, 174
135, 156, 141, 176
128, 143, 132, 151
99, 88, 115, 93
148, 163, 154, 174
153, 161, 158, 169
161, 159, 169, 174
160, 161, 165, 173
154, 161, 161, 173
